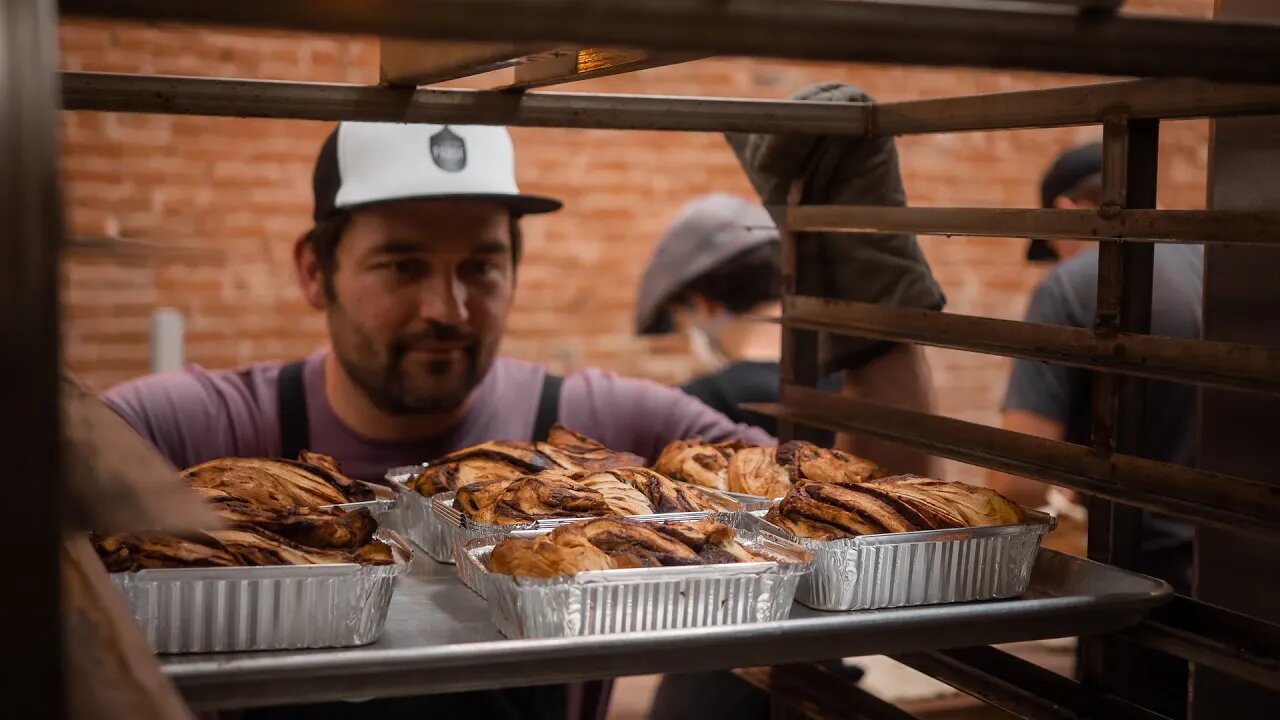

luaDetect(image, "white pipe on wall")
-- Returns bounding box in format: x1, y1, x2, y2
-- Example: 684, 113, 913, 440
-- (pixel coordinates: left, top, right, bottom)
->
149, 307, 185, 373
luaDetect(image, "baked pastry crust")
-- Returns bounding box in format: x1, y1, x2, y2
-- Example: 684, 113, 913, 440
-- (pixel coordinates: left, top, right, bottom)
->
409, 425, 644, 497
765, 475, 1022, 540
487, 516, 760, 578
656, 439, 884, 499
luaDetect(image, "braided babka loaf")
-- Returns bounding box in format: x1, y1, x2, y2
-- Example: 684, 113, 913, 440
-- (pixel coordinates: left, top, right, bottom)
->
454, 467, 737, 526
765, 475, 1022, 540
487, 516, 760, 578
655, 438, 884, 498
408, 425, 645, 497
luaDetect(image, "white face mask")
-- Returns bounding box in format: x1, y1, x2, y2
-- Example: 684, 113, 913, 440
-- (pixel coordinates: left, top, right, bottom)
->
684, 312, 733, 372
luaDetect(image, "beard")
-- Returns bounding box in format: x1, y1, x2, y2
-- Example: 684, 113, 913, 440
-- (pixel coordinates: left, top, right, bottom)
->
328, 308, 492, 416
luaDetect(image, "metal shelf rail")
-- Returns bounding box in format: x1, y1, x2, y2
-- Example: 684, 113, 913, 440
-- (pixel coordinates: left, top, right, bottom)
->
14, 0, 1277, 718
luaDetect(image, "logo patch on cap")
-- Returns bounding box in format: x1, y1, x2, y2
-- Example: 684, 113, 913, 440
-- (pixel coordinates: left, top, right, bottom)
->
429, 127, 467, 173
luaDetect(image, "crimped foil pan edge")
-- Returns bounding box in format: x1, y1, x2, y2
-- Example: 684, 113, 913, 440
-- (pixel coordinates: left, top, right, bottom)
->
109, 529, 412, 654
435, 494, 763, 598
773, 510, 1056, 611
386, 471, 455, 564
464, 514, 812, 638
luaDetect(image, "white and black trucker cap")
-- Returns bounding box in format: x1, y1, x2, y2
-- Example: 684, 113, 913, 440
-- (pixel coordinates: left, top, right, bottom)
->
312, 122, 562, 223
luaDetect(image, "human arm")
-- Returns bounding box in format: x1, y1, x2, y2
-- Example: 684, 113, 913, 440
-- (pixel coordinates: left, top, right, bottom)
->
836, 343, 940, 476
988, 409, 1068, 507
991, 272, 1082, 505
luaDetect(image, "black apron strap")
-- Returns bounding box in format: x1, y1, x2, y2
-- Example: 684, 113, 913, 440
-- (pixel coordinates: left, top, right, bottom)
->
531, 373, 563, 442
277, 360, 309, 460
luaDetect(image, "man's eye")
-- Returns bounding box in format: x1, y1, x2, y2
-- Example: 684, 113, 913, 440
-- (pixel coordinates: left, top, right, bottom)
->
383, 259, 426, 278
461, 259, 501, 277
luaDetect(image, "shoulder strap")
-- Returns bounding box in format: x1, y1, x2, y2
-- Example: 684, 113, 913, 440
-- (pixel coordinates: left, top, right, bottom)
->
277, 360, 310, 460
531, 373, 563, 442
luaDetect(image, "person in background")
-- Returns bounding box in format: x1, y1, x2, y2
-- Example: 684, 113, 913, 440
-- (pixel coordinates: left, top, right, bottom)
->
635, 193, 839, 446
103, 121, 773, 720
1024, 141, 1103, 267
725, 82, 946, 478
994, 141, 1199, 720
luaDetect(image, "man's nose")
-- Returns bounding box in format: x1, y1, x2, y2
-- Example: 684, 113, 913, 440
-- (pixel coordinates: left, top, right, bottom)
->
418, 273, 468, 325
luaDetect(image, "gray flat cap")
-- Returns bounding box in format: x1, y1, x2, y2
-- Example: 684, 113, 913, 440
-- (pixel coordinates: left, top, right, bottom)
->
635, 193, 779, 335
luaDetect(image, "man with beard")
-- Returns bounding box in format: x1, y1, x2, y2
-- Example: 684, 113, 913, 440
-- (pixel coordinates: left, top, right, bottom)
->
102, 121, 772, 720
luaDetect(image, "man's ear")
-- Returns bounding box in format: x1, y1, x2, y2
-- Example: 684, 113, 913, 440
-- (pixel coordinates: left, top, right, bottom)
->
294, 235, 328, 310
1052, 195, 1079, 211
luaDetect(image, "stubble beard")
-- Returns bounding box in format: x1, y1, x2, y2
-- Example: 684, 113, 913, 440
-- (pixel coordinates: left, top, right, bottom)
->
329, 307, 485, 416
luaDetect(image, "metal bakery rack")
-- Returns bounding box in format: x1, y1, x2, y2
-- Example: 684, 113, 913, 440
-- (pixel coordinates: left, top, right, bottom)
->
10, 0, 1280, 717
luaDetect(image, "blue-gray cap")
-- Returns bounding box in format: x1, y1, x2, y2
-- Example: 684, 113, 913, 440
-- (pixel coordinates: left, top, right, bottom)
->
635, 193, 779, 335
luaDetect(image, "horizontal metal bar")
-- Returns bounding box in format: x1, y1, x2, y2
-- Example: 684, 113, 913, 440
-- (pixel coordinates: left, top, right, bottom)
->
871, 79, 1280, 135
748, 386, 1280, 538
59, 72, 868, 134
783, 206, 1280, 245
893, 647, 1166, 720
735, 663, 922, 720
60, 72, 1280, 139
1125, 596, 1280, 692
781, 295, 1280, 397
59, 0, 1280, 83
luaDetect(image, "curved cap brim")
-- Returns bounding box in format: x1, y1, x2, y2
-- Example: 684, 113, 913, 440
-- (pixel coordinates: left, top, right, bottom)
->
338, 192, 563, 219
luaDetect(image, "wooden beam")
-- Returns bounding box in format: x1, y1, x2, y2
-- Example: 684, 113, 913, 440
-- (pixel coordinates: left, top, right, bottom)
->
780, 294, 1280, 397
60, 0, 1280, 83
783, 205, 1280, 245
503, 47, 706, 90
60, 72, 869, 135
379, 39, 556, 86
870, 78, 1280, 135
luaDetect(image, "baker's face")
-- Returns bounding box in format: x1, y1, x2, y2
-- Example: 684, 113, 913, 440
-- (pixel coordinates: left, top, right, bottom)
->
323, 200, 514, 415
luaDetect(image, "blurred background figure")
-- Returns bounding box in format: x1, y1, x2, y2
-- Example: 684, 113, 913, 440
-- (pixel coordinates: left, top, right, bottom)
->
994, 140, 1200, 720
634, 193, 839, 445
1024, 140, 1102, 266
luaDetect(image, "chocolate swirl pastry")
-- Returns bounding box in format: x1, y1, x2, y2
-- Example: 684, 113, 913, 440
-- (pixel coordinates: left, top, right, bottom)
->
765, 475, 1022, 541
95, 505, 394, 571
98, 453, 394, 571
457, 472, 646, 526
408, 425, 644, 497
454, 466, 739, 526
652, 438, 754, 491
487, 516, 760, 578
592, 467, 739, 514
656, 439, 883, 499
183, 453, 375, 508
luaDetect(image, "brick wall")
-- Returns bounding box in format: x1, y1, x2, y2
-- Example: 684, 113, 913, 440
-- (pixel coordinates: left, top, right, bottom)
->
60, 1, 1212, 481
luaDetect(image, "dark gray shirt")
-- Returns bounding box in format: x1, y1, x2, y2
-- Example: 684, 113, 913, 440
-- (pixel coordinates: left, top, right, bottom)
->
1003, 244, 1202, 593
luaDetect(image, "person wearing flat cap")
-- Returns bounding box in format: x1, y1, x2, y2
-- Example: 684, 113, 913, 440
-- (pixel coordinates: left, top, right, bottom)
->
995, 141, 1200, 720
101, 121, 772, 720
635, 193, 842, 445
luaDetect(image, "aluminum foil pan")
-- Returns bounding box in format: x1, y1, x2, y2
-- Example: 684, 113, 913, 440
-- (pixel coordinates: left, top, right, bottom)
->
463, 513, 813, 639
385, 464, 455, 564
323, 498, 398, 521
432, 491, 745, 598
110, 529, 413, 654
772, 509, 1057, 611
721, 490, 775, 513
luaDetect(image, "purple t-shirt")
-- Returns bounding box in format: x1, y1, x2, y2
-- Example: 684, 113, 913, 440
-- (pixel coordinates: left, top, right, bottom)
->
104, 348, 774, 481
